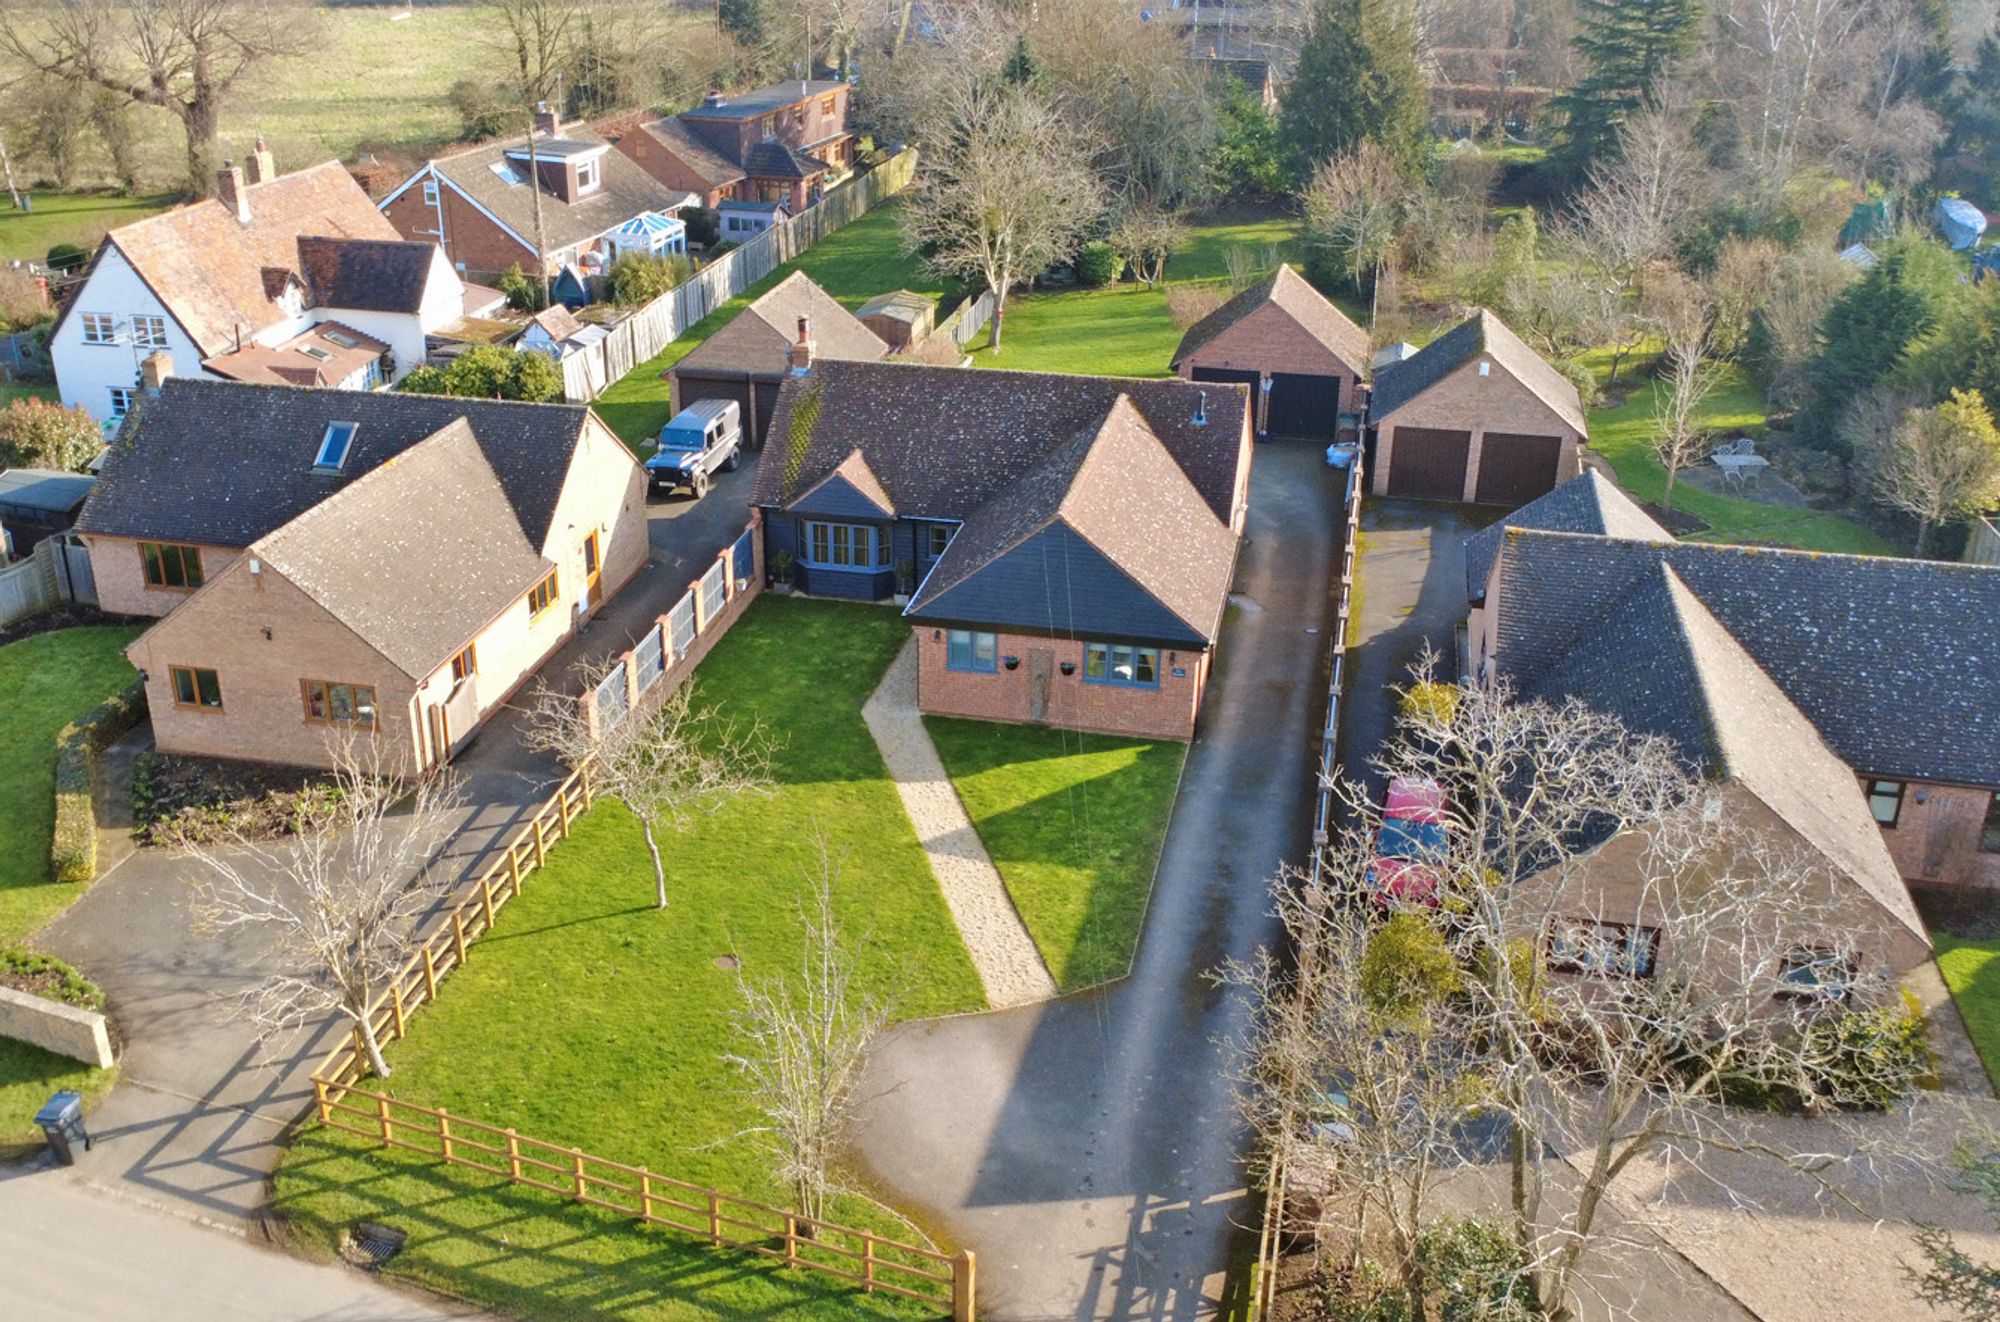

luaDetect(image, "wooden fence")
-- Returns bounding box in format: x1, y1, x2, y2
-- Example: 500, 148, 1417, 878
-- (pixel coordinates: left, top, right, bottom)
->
308, 511, 977, 1319
557, 150, 921, 402
0, 532, 95, 627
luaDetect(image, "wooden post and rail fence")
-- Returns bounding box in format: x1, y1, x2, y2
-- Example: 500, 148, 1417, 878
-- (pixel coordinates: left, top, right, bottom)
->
308, 516, 976, 1319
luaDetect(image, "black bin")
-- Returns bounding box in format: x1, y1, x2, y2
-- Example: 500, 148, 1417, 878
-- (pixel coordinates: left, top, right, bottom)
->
34, 1090, 90, 1165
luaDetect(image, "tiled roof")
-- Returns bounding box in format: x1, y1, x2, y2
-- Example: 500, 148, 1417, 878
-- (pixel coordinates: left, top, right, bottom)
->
527, 304, 585, 341
1524, 563, 1927, 946
1170, 264, 1369, 374
254, 419, 550, 678
77, 379, 590, 552
1491, 530, 2000, 787
295, 236, 437, 313
680, 80, 845, 121
632, 117, 746, 188
203, 320, 388, 387
672, 271, 887, 380
1371, 309, 1588, 434
744, 138, 827, 180
906, 395, 1239, 645
425, 126, 693, 255
1463, 470, 1670, 602
87, 161, 402, 359
755, 360, 1250, 526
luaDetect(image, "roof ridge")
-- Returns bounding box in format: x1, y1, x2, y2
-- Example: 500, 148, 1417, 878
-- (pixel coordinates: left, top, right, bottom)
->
1507, 524, 2000, 571
253, 416, 484, 553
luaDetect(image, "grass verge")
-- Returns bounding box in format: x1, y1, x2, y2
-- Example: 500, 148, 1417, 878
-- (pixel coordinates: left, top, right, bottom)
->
274, 598, 982, 1321
1934, 936, 2000, 1091
0, 1038, 114, 1155
924, 718, 1184, 990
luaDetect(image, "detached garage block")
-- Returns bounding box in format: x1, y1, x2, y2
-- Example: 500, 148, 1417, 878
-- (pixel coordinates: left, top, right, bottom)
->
1171, 265, 1368, 441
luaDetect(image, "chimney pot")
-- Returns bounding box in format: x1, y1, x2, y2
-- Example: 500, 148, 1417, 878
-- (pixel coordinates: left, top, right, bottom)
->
218, 163, 251, 224
140, 350, 173, 393
534, 100, 561, 137
704, 90, 724, 108
790, 316, 814, 375
245, 136, 276, 185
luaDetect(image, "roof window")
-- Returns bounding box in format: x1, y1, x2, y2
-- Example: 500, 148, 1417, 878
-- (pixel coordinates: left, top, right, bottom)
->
323, 329, 358, 349
315, 421, 358, 471
300, 344, 333, 362
489, 159, 525, 186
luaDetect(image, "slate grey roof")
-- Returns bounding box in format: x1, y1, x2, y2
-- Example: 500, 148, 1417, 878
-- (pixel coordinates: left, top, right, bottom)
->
1170, 264, 1369, 374
1523, 563, 1927, 946
1371, 309, 1588, 434
744, 138, 828, 180
906, 396, 1239, 645
681, 81, 845, 121
427, 126, 692, 255
672, 271, 887, 381
1463, 470, 1670, 603
296, 236, 436, 313
76, 379, 590, 552
254, 420, 550, 678
756, 360, 1250, 527
1490, 529, 2000, 787
0, 469, 95, 517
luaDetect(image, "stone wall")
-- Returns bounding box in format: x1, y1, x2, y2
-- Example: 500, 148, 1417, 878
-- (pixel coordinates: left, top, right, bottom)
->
0, 986, 114, 1070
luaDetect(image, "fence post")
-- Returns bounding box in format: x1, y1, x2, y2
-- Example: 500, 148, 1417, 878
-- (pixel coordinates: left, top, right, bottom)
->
558, 782, 573, 839
390, 980, 407, 1038
862, 1231, 875, 1292
953, 1249, 977, 1322
377, 1092, 393, 1146
572, 1147, 587, 1200
481, 873, 496, 930
707, 1190, 722, 1246
580, 757, 594, 807
313, 1076, 330, 1125
508, 847, 523, 896
452, 908, 468, 965
421, 943, 438, 1000
533, 815, 548, 868
439, 1110, 454, 1162
639, 1170, 653, 1221
506, 1128, 521, 1180
784, 1214, 798, 1267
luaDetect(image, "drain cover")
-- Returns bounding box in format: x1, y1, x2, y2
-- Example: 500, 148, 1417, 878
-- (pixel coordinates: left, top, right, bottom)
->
346, 1222, 407, 1270
713, 954, 740, 970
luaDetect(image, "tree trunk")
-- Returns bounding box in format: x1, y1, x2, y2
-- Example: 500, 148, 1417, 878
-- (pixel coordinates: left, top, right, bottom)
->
1661, 464, 1677, 515
988, 291, 1006, 350
181, 95, 222, 198
359, 1015, 393, 1080
643, 818, 668, 910
1915, 516, 1931, 557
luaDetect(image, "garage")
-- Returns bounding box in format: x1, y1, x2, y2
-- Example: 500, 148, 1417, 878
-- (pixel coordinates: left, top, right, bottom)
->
670, 374, 781, 447
1473, 432, 1565, 506
1385, 427, 1471, 501
1267, 371, 1342, 438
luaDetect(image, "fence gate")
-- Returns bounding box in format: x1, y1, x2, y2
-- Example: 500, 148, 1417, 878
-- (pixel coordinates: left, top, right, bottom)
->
594, 660, 631, 732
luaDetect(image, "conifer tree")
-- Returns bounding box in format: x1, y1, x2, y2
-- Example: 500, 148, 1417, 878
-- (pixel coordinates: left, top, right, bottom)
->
1277, 0, 1427, 182
1551, 0, 1703, 181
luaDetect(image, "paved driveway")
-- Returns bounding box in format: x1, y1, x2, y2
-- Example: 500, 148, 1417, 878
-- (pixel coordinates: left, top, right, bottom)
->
846, 439, 1341, 1322
32, 464, 759, 1238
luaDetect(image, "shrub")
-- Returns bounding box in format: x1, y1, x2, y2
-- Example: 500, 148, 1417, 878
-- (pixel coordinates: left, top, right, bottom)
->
1360, 912, 1462, 1024
1165, 282, 1228, 331
606, 252, 693, 307
1074, 240, 1123, 288
0, 398, 102, 472
397, 344, 563, 403
1320, 1215, 1532, 1321
44, 242, 87, 271
497, 262, 543, 312
50, 679, 147, 884
683, 206, 720, 248
0, 947, 104, 1010
1398, 680, 1461, 726
1796, 991, 1933, 1110
448, 78, 513, 142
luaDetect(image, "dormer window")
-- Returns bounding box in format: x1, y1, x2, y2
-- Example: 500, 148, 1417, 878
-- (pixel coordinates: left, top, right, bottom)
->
315, 421, 357, 471
576, 156, 600, 194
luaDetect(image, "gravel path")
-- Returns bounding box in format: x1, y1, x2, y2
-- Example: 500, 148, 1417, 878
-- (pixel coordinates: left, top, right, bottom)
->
862, 641, 1057, 1008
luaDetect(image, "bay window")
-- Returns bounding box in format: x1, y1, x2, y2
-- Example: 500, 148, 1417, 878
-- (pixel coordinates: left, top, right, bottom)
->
802, 521, 889, 570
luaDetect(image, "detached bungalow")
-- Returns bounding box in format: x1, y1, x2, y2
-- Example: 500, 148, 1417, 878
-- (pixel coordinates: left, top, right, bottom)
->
75, 378, 646, 770
1171, 264, 1369, 440
753, 360, 1251, 740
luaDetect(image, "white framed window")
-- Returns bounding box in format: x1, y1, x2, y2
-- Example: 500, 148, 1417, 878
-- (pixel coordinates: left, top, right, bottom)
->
422, 179, 439, 206
576, 157, 600, 193
1546, 919, 1660, 979
108, 387, 136, 417
81, 313, 117, 345
132, 314, 168, 347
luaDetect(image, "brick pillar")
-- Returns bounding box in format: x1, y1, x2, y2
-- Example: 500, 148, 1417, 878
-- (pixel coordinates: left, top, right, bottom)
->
1372, 423, 1396, 497
1461, 424, 1487, 504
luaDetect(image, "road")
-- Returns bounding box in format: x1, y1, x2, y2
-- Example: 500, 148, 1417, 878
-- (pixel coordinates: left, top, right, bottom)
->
0, 1166, 487, 1321
846, 438, 1341, 1322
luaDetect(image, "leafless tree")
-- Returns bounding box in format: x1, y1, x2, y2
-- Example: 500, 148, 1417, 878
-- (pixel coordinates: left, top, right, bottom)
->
187, 739, 461, 1080
1756, 244, 1855, 412
487, 0, 586, 304
1716, 0, 1870, 213
1568, 102, 1711, 301
1301, 142, 1412, 296
1647, 272, 1725, 514
0, 0, 316, 197
724, 843, 889, 1229
1870, 388, 2000, 556
525, 672, 774, 911
901, 79, 1106, 351
1107, 203, 1187, 291
1707, 236, 1785, 361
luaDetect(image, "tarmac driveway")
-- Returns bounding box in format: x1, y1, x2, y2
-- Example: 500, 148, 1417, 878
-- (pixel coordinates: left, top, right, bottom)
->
846, 439, 1341, 1322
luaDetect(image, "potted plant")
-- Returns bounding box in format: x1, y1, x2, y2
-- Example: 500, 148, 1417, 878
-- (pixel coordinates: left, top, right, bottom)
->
1059, 660, 1077, 677
893, 558, 916, 605
770, 549, 796, 594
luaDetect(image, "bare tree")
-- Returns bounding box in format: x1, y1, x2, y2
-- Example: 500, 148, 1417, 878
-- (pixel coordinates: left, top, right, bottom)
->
1568, 102, 1711, 301
901, 79, 1106, 351
1301, 142, 1411, 296
525, 673, 774, 911
1716, 0, 1870, 214
1107, 202, 1187, 291
1647, 272, 1725, 514
187, 739, 461, 1080
724, 843, 888, 1228
487, 0, 586, 305
1756, 244, 1855, 412
1870, 388, 2000, 556
0, 0, 315, 197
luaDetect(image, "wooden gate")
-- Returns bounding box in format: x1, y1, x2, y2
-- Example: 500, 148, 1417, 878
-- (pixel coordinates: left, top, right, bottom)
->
1028, 649, 1054, 722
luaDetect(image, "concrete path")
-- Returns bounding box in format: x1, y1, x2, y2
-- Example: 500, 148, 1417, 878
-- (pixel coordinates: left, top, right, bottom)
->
862, 641, 1056, 1009
846, 439, 1340, 1322
0, 1162, 491, 1320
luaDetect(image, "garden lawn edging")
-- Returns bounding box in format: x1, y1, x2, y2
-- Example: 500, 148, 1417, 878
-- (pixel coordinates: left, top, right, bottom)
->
50, 679, 147, 883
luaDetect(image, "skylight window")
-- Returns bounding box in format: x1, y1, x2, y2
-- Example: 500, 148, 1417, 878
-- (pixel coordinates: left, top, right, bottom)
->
315, 421, 358, 470
489, 159, 525, 186
323, 330, 358, 349
300, 345, 333, 362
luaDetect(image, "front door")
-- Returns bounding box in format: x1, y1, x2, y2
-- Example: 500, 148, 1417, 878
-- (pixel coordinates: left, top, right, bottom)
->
1028, 648, 1054, 723
583, 530, 603, 609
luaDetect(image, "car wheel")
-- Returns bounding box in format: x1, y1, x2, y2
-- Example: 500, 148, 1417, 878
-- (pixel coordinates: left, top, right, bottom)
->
723, 447, 741, 472
691, 470, 710, 499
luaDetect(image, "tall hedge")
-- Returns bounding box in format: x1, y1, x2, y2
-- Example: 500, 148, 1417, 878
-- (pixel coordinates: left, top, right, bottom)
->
50, 680, 147, 884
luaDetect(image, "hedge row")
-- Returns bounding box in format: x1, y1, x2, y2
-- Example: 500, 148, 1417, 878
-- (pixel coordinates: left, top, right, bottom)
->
50, 679, 147, 884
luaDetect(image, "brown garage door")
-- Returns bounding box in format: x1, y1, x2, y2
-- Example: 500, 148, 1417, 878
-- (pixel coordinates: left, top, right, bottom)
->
1385, 427, 1471, 501
1473, 432, 1565, 506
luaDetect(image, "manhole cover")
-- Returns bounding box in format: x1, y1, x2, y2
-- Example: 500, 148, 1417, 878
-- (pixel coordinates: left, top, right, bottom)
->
344, 1222, 407, 1271
713, 954, 740, 970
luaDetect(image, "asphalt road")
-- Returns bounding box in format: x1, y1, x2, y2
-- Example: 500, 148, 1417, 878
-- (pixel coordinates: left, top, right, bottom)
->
846, 439, 1342, 1322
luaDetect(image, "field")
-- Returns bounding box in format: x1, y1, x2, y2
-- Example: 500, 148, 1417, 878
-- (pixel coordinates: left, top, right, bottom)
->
0, 192, 179, 263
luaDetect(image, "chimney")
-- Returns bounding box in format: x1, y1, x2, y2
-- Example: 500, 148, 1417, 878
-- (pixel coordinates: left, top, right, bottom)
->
218, 162, 251, 224
140, 350, 173, 394
790, 315, 814, 375
534, 100, 560, 137
245, 136, 276, 185
1193, 389, 1208, 426
703, 90, 725, 109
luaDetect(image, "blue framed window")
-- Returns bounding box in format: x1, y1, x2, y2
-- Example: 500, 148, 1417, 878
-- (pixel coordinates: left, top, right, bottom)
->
927, 523, 952, 558
946, 630, 997, 673
803, 520, 889, 569
1084, 641, 1160, 688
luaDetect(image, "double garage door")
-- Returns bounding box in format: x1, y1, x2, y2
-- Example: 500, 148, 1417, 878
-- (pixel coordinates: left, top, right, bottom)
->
1385, 428, 1565, 505
670, 373, 783, 447
1190, 368, 1342, 439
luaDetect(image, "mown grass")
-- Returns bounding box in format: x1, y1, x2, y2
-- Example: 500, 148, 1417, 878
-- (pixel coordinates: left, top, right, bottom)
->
925, 719, 1184, 991
274, 598, 982, 1321
0, 626, 143, 944
0, 1038, 115, 1155
1, 383, 59, 407
1934, 936, 2000, 1092
0, 191, 178, 262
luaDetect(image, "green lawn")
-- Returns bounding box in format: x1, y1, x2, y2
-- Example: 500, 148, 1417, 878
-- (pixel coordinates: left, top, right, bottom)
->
0, 627, 143, 944
0, 191, 178, 262
1935, 936, 2000, 1092
966, 286, 1185, 379
1, 383, 58, 407
0, 1038, 114, 1155
274, 598, 982, 1321
1585, 358, 1897, 556
925, 719, 1184, 991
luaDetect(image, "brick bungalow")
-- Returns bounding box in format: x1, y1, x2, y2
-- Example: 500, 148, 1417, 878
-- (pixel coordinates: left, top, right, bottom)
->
1171, 264, 1368, 440
605, 81, 856, 214
1466, 475, 2000, 913
1369, 309, 1587, 505
74, 378, 646, 770
668, 271, 888, 446
752, 360, 1251, 741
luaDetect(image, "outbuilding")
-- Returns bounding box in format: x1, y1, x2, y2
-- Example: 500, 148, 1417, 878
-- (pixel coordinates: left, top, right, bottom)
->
1170, 264, 1369, 441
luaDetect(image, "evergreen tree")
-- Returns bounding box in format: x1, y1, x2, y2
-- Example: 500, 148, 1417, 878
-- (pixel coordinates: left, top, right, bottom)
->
1277, 0, 1427, 182
1001, 35, 1042, 88
1938, 29, 2000, 205
1799, 235, 1968, 448
1550, 0, 1704, 181
718, 0, 769, 49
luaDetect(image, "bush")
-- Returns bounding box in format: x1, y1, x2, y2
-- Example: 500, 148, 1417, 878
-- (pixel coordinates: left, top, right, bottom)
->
1797, 991, 1933, 1110
606, 252, 693, 307
1321, 1216, 1532, 1321
44, 242, 87, 271
683, 206, 720, 248
1165, 282, 1228, 331
1398, 680, 1461, 726
0, 398, 102, 472
49, 680, 147, 884
709, 239, 738, 257
497, 263, 543, 313
0, 947, 104, 1010
1074, 240, 1124, 288
397, 344, 564, 403
448, 78, 513, 142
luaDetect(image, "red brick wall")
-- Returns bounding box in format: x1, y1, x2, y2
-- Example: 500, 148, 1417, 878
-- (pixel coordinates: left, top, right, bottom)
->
1177, 301, 1362, 390
1881, 781, 2000, 888
914, 628, 1208, 741
605, 124, 740, 208
1373, 357, 1585, 503
381, 173, 542, 283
